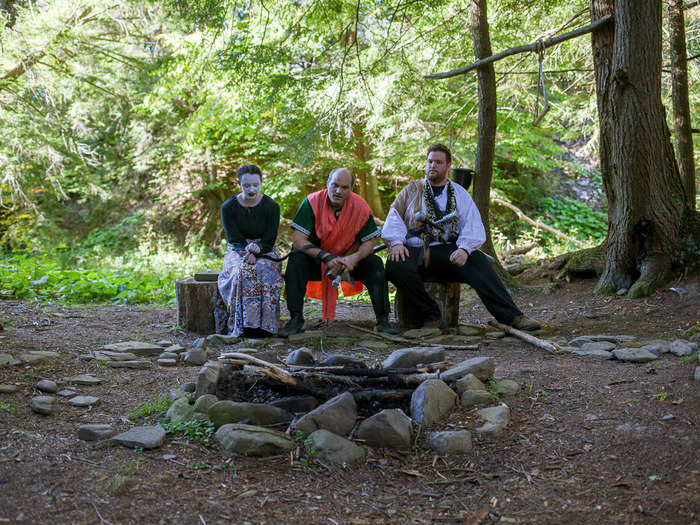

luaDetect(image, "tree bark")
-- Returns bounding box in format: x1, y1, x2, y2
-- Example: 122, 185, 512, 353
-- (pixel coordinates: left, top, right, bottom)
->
668, 0, 696, 210
352, 121, 384, 216
590, 0, 686, 298
470, 0, 511, 280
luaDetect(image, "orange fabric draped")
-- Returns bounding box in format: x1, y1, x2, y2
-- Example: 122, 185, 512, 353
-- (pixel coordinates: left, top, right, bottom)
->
305, 189, 371, 320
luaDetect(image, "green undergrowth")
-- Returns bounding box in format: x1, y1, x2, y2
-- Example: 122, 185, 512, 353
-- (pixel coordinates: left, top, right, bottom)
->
160, 419, 216, 447
0, 240, 221, 306
129, 395, 173, 421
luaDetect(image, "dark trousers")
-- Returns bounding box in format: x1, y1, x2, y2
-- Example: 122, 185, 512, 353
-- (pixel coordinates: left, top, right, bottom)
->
285, 252, 391, 322
385, 244, 522, 325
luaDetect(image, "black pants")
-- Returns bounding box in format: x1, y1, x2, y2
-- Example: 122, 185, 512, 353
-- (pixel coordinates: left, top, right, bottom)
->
385, 244, 522, 325
284, 252, 391, 322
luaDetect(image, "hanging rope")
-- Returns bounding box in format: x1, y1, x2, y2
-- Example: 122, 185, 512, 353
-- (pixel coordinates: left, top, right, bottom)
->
532, 40, 550, 126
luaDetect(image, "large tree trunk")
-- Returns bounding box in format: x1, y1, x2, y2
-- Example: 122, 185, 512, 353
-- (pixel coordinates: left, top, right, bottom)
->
470, 0, 510, 277
590, 0, 686, 298
668, 0, 696, 210
352, 121, 384, 217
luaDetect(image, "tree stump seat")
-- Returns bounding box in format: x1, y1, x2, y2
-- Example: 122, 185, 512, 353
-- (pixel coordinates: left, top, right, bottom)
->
175, 271, 221, 334
394, 281, 461, 329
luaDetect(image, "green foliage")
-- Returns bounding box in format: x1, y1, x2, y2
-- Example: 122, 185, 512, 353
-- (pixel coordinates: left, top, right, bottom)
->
536, 197, 608, 241
0, 402, 17, 414
160, 419, 216, 447
129, 395, 173, 421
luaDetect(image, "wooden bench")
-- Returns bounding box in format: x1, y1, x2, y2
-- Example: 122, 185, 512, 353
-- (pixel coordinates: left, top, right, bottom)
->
394, 281, 461, 329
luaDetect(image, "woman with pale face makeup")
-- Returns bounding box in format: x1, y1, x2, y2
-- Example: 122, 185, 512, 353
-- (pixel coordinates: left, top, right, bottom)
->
217, 164, 283, 337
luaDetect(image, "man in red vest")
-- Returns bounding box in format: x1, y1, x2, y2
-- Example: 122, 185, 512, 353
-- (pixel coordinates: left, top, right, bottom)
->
280, 168, 398, 337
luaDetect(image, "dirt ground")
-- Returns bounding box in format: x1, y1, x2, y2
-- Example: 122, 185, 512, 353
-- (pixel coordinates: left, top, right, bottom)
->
0, 274, 698, 525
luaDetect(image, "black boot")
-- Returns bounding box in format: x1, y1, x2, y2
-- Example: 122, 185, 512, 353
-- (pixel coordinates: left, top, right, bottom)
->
375, 316, 399, 335
279, 315, 304, 338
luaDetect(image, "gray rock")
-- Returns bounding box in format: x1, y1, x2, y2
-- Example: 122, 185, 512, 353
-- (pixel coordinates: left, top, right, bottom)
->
99, 341, 163, 357
440, 357, 496, 382
460, 390, 494, 408
78, 424, 115, 441
0, 384, 20, 393
492, 379, 520, 396
428, 430, 472, 454
382, 347, 445, 369
571, 349, 613, 360
182, 349, 208, 366
580, 341, 617, 352
458, 325, 482, 336
18, 351, 59, 364
30, 396, 55, 415
215, 423, 294, 456
402, 327, 442, 339
65, 374, 104, 385
209, 401, 293, 428
166, 397, 195, 423
320, 355, 367, 368
205, 334, 240, 349
158, 352, 179, 360
105, 360, 152, 369
0, 354, 22, 367
156, 340, 173, 347
357, 340, 389, 351
454, 374, 486, 394
573, 335, 636, 345
355, 409, 412, 450
169, 389, 191, 401
269, 396, 318, 414
306, 429, 366, 464
694, 366, 700, 382
195, 361, 222, 399
410, 379, 458, 427
640, 340, 671, 356
690, 332, 700, 344
485, 331, 506, 339
182, 382, 197, 393
613, 348, 658, 363
92, 350, 140, 361
69, 396, 100, 407
475, 404, 511, 435
112, 425, 166, 449
501, 337, 520, 344
57, 388, 78, 397
193, 394, 219, 414
568, 336, 593, 347
164, 344, 186, 354
669, 339, 698, 357
286, 349, 315, 366
36, 380, 58, 394
158, 358, 178, 367
293, 392, 357, 437
557, 346, 576, 354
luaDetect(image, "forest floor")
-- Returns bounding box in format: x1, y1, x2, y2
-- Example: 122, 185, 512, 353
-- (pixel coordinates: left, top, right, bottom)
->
0, 270, 698, 525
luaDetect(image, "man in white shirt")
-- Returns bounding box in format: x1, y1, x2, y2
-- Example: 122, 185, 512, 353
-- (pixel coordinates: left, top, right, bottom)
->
382, 144, 541, 331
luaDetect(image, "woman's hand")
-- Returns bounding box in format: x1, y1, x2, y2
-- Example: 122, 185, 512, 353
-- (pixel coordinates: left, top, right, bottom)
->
245, 242, 261, 254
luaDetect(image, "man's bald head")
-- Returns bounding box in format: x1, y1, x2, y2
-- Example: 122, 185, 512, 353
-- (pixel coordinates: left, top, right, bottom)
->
326, 168, 354, 208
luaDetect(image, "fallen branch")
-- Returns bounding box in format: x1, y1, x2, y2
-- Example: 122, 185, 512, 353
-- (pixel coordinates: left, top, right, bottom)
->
489, 322, 560, 355
426, 14, 612, 80
492, 198, 583, 246
219, 353, 299, 387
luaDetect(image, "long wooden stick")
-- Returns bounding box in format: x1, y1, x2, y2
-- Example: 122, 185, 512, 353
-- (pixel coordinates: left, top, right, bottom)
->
219, 353, 298, 387
492, 198, 583, 246
490, 322, 560, 355
426, 14, 612, 80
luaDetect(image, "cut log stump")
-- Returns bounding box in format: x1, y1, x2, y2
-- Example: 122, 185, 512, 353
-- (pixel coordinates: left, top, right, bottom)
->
394, 281, 461, 328
175, 277, 219, 334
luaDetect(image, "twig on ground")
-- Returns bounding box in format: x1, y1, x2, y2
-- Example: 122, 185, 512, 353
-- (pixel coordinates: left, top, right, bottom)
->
490, 322, 560, 355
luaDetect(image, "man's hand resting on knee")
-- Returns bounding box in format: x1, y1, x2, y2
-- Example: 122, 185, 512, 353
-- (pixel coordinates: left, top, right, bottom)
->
449, 248, 469, 267
388, 244, 409, 262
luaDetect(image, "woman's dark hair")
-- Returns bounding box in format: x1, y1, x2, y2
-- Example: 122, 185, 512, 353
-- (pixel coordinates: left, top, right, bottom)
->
427, 143, 452, 164
237, 164, 262, 180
